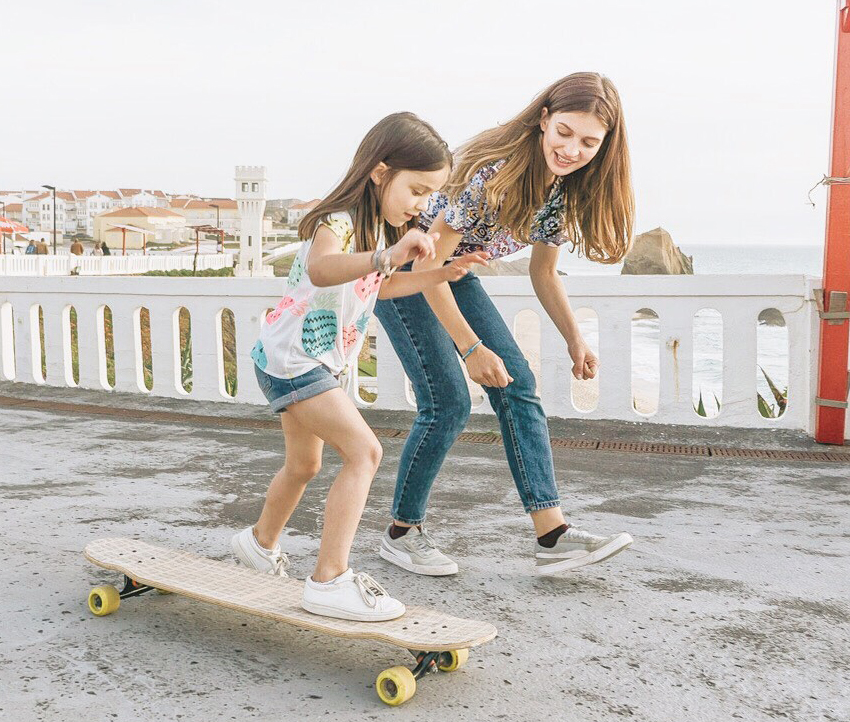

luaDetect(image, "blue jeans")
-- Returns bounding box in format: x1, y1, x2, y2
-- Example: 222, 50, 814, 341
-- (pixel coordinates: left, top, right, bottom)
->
374, 270, 561, 524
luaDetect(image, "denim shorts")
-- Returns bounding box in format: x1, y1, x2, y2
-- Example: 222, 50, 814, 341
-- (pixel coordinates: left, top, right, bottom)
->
254, 364, 340, 413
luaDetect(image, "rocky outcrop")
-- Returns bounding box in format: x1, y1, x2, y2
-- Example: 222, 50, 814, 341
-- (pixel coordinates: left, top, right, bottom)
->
621, 227, 693, 275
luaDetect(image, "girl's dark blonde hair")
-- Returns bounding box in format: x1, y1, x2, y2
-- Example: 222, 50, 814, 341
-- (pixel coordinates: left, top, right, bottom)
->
447, 72, 634, 263
300, 112, 452, 253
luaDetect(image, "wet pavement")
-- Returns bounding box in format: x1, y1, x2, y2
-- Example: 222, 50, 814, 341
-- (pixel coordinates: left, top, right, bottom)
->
1, 382, 848, 721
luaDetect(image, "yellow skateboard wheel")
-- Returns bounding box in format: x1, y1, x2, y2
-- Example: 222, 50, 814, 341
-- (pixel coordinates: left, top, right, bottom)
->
438, 649, 469, 672
88, 585, 120, 616
375, 666, 416, 706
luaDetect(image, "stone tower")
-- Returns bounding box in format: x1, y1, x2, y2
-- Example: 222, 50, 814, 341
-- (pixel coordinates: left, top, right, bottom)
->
234, 166, 272, 277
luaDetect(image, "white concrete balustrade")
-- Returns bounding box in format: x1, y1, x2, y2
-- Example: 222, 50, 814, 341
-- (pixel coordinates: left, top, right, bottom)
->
0, 274, 845, 436
0, 254, 235, 276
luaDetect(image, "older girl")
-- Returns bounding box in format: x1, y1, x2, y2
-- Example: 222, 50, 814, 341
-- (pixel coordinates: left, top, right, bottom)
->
375, 73, 635, 576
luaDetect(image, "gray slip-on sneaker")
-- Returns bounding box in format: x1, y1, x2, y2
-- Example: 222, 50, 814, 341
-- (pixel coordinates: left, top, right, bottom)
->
379, 524, 459, 576
534, 527, 633, 575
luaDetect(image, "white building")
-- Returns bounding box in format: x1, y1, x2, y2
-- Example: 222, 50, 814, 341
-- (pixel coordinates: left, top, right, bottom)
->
286, 199, 320, 225
24, 191, 72, 240
117, 189, 168, 208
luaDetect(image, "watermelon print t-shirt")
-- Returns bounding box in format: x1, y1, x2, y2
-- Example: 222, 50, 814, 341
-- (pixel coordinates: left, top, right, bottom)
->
251, 212, 385, 379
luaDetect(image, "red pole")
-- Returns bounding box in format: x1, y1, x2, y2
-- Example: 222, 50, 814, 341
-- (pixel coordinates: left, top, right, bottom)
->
122, 228, 126, 256
815, 1, 850, 444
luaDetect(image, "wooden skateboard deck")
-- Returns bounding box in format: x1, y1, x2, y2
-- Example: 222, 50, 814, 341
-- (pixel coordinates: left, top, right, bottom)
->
84, 537, 497, 705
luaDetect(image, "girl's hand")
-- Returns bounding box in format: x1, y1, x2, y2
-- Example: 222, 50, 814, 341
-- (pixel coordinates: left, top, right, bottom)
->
568, 338, 598, 380
390, 229, 439, 267
439, 251, 490, 282
464, 344, 513, 388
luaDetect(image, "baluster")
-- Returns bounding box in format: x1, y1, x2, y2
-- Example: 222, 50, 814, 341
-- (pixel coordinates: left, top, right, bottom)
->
721, 302, 759, 426
148, 300, 180, 398
596, 305, 633, 419
375, 322, 409, 411
655, 305, 695, 424
183, 302, 221, 400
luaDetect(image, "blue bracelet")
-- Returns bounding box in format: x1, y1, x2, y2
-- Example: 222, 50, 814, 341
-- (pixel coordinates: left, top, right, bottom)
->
462, 340, 483, 360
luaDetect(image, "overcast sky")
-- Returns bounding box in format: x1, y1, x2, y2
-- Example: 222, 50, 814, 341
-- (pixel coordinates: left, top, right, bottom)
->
0, 1, 839, 245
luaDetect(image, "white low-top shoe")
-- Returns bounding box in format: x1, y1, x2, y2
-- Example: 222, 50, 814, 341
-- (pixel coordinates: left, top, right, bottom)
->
301, 569, 406, 622
230, 526, 289, 577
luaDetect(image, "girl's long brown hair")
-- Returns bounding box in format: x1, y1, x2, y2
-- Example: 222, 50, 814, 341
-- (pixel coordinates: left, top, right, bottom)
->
300, 112, 452, 253
447, 72, 634, 263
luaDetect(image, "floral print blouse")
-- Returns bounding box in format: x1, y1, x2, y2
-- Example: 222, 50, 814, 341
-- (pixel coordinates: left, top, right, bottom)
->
418, 160, 570, 259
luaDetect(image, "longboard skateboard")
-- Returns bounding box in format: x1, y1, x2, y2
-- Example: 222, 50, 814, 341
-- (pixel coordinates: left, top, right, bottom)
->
84, 537, 497, 706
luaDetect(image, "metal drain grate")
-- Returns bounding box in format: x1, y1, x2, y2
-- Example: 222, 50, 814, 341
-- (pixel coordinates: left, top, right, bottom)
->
456, 432, 502, 444
550, 438, 600, 449
709, 447, 848, 461
371, 427, 404, 438
597, 441, 710, 456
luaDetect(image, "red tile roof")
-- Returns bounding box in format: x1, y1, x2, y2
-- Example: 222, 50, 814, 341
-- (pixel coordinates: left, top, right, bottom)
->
100, 206, 184, 218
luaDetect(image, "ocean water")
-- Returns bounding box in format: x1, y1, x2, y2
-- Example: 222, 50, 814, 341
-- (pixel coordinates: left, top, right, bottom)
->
557, 242, 824, 277
557, 244, 824, 416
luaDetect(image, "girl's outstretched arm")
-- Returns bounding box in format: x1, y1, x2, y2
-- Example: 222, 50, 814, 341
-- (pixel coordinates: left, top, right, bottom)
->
308, 227, 438, 287
377, 252, 488, 299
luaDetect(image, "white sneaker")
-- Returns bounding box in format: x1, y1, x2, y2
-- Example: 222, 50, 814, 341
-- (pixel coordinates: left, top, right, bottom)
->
534, 526, 633, 575
231, 526, 289, 577
379, 524, 459, 576
301, 569, 406, 622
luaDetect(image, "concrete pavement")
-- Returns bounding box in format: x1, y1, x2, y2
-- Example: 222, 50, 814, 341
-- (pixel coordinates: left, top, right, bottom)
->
1, 382, 848, 721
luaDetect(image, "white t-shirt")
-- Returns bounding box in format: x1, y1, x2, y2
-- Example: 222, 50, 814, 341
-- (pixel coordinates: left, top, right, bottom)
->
251, 211, 385, 379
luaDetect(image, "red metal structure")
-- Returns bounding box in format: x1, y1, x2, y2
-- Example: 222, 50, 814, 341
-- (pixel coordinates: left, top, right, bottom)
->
815, 1, 850, 444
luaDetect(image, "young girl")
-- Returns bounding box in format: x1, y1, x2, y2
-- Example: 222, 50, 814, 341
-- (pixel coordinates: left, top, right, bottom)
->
231, 112, 486, 621
374, 73, 635, 577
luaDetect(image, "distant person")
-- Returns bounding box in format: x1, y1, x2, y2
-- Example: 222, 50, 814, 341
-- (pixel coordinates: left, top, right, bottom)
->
25, 240, 36, 255
232, 112, 486, 621
70, 239, 84, 255
92, 241, 104, 256
101, 241, 111, 256
36, 240, 49, 255
216, 237, 224, 253
374, 72, 635, 577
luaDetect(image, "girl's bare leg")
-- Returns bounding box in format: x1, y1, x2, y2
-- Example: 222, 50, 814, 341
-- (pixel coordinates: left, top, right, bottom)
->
253, 412, 324, 551
284, 388, 382, 582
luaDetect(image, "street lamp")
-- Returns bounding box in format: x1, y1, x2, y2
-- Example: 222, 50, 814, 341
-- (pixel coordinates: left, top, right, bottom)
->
42, 184, 56, 254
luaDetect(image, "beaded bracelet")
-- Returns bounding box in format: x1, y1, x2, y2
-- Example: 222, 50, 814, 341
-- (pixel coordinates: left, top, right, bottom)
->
379, 248, 398, 278
371, 248, 383, 272
461, 340, 483, 360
